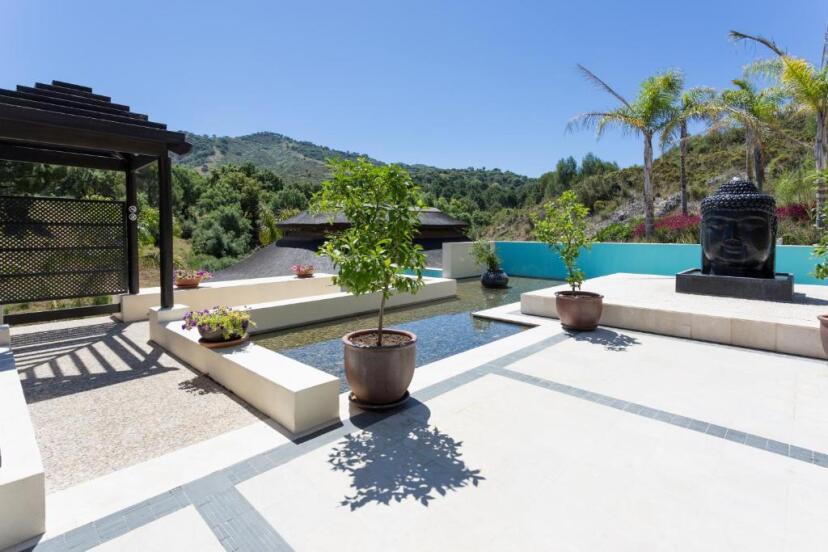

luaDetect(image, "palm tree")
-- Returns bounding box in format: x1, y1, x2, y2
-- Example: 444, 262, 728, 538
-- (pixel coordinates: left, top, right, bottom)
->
661, 87, 717, 214
731, 29, 828, 224
569, 66, 683, 238
716, 78, 784, 191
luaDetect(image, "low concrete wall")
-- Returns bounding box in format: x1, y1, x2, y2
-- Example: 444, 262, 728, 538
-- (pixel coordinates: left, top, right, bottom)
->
119, 274, 339, 323
442, 242, 483, 279
0, 325, 46, 550
249, 277, 457, 332
149, 307, 340, 436
495, 241, 827, 285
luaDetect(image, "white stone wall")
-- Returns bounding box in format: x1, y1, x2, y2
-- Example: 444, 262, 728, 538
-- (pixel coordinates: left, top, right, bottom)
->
442, 242, 484, 279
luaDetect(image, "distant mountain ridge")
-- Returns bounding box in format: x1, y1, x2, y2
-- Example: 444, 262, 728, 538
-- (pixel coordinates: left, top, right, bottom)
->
178, 131, 536, 188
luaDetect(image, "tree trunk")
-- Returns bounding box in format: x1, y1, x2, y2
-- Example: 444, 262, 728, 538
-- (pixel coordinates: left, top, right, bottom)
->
816, 111, 827, 228
643, 133, 655, 238
377, 288, 387, 346
679, 122, 688, 216
745, 131, 753, 181
753, 143, 764, 192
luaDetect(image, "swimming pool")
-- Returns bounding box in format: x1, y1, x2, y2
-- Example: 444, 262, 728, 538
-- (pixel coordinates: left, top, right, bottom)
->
252, 277, 559, 391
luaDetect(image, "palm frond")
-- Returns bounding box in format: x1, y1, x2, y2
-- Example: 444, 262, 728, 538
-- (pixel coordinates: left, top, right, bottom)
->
567, 111, 643, 139
729, 30, 786, 56
575, 64, 631, 108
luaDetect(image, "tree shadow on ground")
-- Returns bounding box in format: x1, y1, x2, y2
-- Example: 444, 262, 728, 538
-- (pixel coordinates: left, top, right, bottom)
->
328, 401, 484, 510
569, 328, 641, 352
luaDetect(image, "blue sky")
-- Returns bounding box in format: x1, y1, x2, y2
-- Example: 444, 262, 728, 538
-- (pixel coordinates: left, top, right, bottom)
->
2, 0, 825, 177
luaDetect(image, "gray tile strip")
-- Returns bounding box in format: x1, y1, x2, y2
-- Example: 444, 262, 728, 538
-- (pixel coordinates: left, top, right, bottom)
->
492, 368, 828, 469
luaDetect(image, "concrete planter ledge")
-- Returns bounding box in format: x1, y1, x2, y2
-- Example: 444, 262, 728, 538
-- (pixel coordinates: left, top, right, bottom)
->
149, 307, 340, 436
521, 273, 828, 360
119, 274, 339, 322
0, 325, 46, 550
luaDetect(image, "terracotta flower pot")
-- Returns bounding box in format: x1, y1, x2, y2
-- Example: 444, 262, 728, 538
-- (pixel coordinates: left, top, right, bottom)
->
555, 290, 604, 331
819, 315, 828, 357
197, 321, 249, 348
343, 329, 416, 406
176, 276, 202, 289
481, 269, 509, 288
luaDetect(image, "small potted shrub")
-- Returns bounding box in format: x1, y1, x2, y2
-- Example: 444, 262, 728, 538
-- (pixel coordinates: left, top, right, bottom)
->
291, 264, 315, 278
313, 157, 426, 408
814, 213, 828, 355
182, 306, 254, 348
175, 268, 212, 289
471, 241, 508, 288
532, 190, 603, 331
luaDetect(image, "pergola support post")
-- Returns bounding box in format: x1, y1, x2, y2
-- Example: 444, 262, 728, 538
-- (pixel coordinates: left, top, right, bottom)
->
158, 154, 174, 308
125, 164, 139, 294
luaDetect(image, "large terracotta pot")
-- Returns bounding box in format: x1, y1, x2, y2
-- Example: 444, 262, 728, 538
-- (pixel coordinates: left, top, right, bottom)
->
555, 290, 604, 331
343, 329, 416, 406
481, 268, 509, 288
819, 315, 828, 357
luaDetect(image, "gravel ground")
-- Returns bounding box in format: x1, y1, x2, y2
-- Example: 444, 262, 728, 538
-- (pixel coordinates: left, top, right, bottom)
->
212, 238, 453, 282
11, 316, 264, 492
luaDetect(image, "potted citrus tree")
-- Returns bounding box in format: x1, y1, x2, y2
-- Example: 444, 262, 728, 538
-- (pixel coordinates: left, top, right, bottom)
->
313, 157, 426, 408
471, 241, 509, 288
532, 190, 603, 331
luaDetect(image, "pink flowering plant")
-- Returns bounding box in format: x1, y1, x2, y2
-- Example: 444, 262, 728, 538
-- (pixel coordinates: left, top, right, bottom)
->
175, 268, 212, 281
291, 264, 314, 277
182, 306, 254, 340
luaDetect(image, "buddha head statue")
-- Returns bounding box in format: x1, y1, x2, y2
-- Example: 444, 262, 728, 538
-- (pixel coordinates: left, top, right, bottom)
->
700, 179, 777, 279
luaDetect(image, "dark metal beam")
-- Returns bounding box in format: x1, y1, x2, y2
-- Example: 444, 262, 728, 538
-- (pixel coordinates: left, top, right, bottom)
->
158, 154, 174, 308
3, 303, 120, 325
0, 89, 149, 120
0, 95, 165, 128
35, 82, 112, 103
125, 163, 140, 294
16, 85, 130, 111
0, 142, 127, 171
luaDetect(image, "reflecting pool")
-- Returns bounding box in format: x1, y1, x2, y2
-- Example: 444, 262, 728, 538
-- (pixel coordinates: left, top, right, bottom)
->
253, 277, 559, 391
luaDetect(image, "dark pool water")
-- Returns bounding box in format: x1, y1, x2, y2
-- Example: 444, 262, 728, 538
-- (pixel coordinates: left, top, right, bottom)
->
252, 277, 558, 391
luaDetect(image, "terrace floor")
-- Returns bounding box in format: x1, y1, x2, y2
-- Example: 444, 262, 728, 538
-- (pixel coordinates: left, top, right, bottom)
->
21, 312, 828, 551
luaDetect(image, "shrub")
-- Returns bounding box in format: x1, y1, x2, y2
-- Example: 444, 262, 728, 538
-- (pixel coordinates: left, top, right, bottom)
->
532, 190, 592, 291
470, 241, 501, 271
593, 221, 634, 242
632, 214, 700, 243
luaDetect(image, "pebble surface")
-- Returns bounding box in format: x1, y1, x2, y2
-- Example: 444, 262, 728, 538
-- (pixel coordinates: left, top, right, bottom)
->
11, 317, 262, 492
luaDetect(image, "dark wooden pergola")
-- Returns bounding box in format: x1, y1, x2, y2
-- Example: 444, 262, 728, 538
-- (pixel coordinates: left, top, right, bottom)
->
0, 80, 190, 310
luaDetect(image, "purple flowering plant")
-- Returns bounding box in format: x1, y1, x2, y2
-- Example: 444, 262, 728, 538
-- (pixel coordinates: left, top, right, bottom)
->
182, 306, 254, 340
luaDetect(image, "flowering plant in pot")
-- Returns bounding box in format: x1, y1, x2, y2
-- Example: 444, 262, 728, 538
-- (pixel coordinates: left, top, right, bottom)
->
291, 264, 315, 278
471, 241, 508, 288
182, 306, 254, 348
175, 268, 212, 289
814, 204, 828, 355
313, 157, 426, 408
532, 190, 602, 331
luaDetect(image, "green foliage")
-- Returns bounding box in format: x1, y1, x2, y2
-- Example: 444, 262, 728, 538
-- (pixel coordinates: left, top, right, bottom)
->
191, 205, 252, 258
593, 221, 634, 242
312, 158, 426, 338
532, 191, 592, 291
470, 241, 500, 271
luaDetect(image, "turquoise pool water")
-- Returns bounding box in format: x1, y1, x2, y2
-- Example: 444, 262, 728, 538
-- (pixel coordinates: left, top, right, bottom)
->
253, 277, 558, 391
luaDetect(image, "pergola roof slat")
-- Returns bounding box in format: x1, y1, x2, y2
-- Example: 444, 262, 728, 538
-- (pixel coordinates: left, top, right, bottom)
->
16, 85, 130, 111
1, 89, 148, 120
35, 82, 111, 103
0, 93, 162, 128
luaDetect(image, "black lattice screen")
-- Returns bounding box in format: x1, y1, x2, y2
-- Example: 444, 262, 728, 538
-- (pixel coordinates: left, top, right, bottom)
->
0, 195, 128, 304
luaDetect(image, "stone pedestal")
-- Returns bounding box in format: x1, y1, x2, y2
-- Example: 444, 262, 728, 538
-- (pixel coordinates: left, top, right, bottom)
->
675, 269, 794, 302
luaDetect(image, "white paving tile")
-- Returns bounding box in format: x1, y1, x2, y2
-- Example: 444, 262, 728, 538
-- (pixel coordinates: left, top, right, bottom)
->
238, 373, 827, 551
90, 506, 222, 552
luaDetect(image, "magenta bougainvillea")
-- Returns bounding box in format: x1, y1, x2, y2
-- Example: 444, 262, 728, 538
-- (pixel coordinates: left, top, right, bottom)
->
632, 214, 700, 239
775, 204, 810, 221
